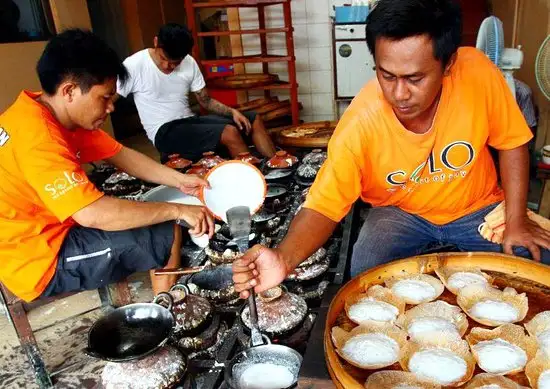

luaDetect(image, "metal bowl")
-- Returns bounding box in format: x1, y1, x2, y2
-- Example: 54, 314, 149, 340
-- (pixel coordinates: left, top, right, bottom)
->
224, 338, 302, 389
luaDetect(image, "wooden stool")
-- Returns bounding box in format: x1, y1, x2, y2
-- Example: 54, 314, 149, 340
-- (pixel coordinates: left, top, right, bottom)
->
0, 281, 133, 388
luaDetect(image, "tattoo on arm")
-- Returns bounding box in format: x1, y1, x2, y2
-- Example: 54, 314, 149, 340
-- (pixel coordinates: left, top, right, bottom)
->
195, 88, 233, 117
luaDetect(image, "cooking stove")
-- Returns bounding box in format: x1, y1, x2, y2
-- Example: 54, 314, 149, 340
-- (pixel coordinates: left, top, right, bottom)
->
92, 149, 357, 389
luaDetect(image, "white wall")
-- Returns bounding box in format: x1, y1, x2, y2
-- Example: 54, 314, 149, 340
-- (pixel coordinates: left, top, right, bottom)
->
239, 0, 336, 122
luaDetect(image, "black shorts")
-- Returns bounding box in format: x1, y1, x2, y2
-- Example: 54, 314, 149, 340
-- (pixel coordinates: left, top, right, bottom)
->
41, 222, 175, 298
154, 112, 257, 161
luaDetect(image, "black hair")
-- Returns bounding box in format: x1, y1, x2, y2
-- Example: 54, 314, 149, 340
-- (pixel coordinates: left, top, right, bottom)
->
366, 0, 462, 67
37, 29, 128, 95
157, 23, 194, 60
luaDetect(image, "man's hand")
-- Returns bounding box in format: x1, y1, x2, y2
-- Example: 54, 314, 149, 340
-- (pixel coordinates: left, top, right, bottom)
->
503, 216, 550, 261
174, 174, 210, 198
232, 109, 252, 135
176, 204, 215, 237
232, 245, 288, 298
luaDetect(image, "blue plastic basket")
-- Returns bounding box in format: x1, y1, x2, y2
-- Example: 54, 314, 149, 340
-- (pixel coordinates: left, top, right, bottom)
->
335, 6, 369, 24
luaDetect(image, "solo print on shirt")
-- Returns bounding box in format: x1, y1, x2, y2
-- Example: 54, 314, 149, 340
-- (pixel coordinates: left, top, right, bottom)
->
44, 171, 88, 200
386, 141, 475, 193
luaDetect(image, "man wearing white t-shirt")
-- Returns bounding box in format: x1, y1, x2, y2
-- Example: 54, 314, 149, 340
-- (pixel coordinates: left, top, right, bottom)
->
117, 23, 276, 161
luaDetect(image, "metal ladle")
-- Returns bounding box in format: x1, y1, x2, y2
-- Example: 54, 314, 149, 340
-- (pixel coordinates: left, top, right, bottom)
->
224, 206, 302, 389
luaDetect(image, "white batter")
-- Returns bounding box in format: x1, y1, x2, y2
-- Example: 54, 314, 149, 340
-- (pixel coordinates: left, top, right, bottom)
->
393, 385, 423, 389
478, 385, 502, 389
447, 272, 488, 291
473, 338, 527, 374
238, 363, 295, 389
348, 298, 399, 324
341, 333, 400, 367
408, 349, 467, 386
469, 300, 519, 323
407, 317, 459, 341
391, 280, 436, 304
538, 329, 550, 354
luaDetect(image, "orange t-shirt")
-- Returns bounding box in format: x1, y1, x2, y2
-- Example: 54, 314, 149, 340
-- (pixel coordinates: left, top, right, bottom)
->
304, 47, 533, 225
0, 91, 122, 301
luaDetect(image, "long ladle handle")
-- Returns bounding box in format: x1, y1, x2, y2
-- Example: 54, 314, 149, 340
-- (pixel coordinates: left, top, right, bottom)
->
248, 288, 265, 347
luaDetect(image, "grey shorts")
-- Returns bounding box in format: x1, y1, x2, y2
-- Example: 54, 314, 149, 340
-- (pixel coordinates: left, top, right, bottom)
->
41, 222, 175, 298
154, 112, 258, 161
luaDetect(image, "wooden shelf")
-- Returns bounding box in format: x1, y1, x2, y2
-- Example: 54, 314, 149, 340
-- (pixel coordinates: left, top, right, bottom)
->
201, 54, 292, 65
206, 80, 296, 91
185, 0, 300, 125
192, 0, 288, 8
197, 27, 289, 37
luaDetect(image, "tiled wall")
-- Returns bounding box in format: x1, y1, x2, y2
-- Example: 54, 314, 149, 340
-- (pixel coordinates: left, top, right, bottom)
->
238, 0, 336, 122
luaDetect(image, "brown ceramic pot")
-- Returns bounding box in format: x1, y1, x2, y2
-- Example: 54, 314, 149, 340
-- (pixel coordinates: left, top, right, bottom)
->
165, 156, 192, 171
186, 163, 209, 177
235, 151, 261, 165
266, 150, 298, 169
198, 151, 225, 169
240, 285, 308, 336
154, 284, 213, 337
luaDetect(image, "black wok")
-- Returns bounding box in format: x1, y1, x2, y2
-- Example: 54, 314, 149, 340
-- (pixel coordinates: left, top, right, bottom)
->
85, 296, 175, 362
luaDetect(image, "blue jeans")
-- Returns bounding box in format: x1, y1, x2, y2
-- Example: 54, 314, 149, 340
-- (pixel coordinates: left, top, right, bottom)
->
351, 203, 550, 277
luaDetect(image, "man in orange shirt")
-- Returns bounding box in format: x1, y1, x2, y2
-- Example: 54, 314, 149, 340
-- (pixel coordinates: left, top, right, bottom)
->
233, 0, 550, 297
0, 29, 214, 302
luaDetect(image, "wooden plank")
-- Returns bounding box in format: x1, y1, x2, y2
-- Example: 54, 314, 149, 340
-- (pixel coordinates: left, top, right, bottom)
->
227, 8, 248, 103
108, 280, 132, 307
201, 54, 291, 65
197, 27, 289, 37
192, 0, 287, 8
49, 0, 92, 31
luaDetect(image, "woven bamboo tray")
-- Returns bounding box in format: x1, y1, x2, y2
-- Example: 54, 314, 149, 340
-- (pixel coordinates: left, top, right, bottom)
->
277, 121, 336, 148
325, 252, 550, 388
207, 73, 279, 89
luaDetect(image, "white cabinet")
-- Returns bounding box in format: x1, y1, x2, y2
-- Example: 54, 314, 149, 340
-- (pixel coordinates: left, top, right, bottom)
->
333, 24, 376, 99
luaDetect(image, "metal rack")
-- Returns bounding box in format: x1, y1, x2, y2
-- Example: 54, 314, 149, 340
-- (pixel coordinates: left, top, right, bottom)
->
184, 0, 300, 125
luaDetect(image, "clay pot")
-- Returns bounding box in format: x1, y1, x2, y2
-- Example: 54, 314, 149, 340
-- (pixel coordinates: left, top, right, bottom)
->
240, 286, 308, 337
266, 150, 298, 169
183, 264, 239, 305
235, 151, 261, 166
102, 171, 142, 196
186, 163, 209, 177
302, 149, 327, 165
205, 232, 259, 265
101, 346, 187, 389
198, 151, 225, 169
153, 284, 213, 337
165, 154, 192, 171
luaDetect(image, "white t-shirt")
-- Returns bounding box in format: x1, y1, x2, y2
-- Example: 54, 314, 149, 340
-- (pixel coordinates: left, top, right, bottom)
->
117, 49, 206, 142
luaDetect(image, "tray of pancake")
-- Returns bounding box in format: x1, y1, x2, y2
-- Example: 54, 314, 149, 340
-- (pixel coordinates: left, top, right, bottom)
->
325, 252, 550, 388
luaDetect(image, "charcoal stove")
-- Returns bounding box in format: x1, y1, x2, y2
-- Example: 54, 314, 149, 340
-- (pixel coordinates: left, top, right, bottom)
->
94, 149, 358, 389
